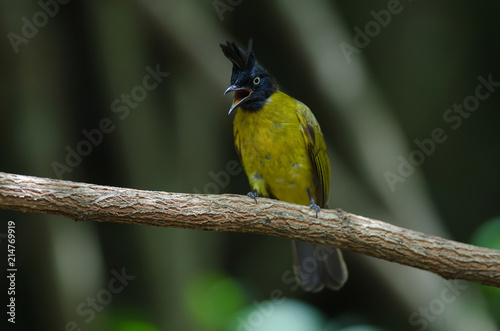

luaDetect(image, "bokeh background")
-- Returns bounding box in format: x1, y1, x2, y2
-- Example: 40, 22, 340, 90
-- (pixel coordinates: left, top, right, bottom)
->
1, 0, 499, 330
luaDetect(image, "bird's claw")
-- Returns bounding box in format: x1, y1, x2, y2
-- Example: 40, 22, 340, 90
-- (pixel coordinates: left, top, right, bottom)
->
247, 191, 259, 203
309, 201, 320, 217
306, 188, 320, 217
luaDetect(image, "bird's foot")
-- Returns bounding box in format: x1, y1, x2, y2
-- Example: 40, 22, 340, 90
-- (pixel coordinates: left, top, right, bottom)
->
247, 191, 259, 203
306, 188, 320, 217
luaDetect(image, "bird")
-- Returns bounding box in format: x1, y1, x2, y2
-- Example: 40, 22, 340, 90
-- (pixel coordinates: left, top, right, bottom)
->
220, 39, 348, 292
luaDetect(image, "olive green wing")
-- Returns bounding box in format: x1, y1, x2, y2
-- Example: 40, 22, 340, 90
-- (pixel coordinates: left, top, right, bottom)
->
296, 102, 331, 208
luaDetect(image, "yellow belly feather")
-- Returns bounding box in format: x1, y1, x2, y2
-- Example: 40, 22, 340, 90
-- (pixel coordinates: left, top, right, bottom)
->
233, 91, 319, 206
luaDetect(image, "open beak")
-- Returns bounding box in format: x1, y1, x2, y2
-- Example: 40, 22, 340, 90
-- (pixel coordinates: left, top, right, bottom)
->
224, 85, 253, 115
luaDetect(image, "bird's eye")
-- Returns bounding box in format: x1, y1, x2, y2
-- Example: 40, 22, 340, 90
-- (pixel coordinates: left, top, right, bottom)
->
253, 77, 261, 85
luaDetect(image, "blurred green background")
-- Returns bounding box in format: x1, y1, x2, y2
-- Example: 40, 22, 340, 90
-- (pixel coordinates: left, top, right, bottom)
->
1, 0, 499, 330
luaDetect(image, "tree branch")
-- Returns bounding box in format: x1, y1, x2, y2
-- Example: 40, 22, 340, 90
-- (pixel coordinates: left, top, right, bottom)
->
0, 172, 499, 287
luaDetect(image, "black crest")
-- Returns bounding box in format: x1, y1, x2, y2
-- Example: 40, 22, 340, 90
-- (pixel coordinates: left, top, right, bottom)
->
220, 39, 256, 70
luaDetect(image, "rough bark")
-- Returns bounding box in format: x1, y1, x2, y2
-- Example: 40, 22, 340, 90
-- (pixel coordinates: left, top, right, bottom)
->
0, 172, 499, 287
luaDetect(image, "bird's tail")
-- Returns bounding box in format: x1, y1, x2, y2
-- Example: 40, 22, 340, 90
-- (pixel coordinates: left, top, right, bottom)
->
292, 241, 348, 292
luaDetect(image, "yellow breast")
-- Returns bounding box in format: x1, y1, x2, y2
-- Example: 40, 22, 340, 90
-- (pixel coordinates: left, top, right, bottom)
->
233, 91, 318, 206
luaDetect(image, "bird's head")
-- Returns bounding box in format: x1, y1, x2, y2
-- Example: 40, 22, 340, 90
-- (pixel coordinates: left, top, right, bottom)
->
220, 39, 278, 114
